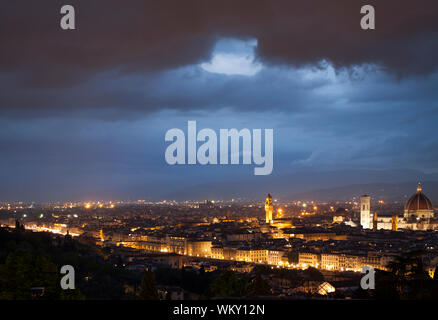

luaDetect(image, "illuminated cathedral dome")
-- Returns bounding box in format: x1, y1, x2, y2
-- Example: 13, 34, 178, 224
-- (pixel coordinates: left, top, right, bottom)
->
404, 182, 434, 219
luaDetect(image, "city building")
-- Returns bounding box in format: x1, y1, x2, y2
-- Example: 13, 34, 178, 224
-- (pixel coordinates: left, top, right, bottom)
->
298, 252, 320, 268
371, 183, 438, 231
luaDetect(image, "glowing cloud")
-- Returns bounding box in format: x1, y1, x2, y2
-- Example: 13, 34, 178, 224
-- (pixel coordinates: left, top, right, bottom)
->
200, 38, 263, 76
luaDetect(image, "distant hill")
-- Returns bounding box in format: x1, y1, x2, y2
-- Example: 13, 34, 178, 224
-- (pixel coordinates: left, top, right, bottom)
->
162, 169, 438, 203
287, 181, 438, 203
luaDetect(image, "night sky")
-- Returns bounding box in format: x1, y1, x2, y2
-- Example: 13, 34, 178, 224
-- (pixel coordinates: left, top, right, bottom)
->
1, 1, 438, 201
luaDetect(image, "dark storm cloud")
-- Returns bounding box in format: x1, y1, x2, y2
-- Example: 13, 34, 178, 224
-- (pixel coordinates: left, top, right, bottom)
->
1, 0, 438, 91
1, 1, 438, 201
0, 64, 332, 118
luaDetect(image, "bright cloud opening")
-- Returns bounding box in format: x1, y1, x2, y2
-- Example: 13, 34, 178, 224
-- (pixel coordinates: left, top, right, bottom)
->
200, 38, 263, 76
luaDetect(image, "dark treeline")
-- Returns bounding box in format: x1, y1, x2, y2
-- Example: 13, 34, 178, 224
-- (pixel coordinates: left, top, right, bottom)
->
0, 226, 141, 299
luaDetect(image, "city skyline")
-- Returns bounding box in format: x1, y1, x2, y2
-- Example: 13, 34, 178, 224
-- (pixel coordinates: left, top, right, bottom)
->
2, 182, 438, 301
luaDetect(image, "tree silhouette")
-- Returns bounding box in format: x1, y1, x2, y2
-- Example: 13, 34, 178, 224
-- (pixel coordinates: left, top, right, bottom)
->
386, 250, 432, 299
138, 268, 159, 300
251, 272, 271, 296
302, 267, 324, 282
14, 219, 25, 232
210, 271, 252, 297
0, 251, 59, 299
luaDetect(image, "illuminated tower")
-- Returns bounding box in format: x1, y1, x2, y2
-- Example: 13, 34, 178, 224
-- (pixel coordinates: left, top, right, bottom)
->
360, 195, 371, 229
373, 211, 378, 231
391, 215, 398, 231
265, 193, 273, 223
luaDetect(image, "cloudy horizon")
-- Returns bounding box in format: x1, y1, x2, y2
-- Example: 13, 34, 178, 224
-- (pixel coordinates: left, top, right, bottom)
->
1, 1, 438, 201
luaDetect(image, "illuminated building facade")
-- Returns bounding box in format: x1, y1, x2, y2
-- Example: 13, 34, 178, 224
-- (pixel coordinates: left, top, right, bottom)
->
320, 253, 384, 272
210, 246, 285, 265
368, 183, 437, 231
298, 252, 320, 268
186, 240, 212, 257
333, 207, 348, 224
117, 237, 211, 257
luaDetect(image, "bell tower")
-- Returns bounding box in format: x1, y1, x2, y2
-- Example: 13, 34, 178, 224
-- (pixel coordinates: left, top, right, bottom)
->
265, 193, 273, 223
373, 211, 378, 231
360, 195, 371, 229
